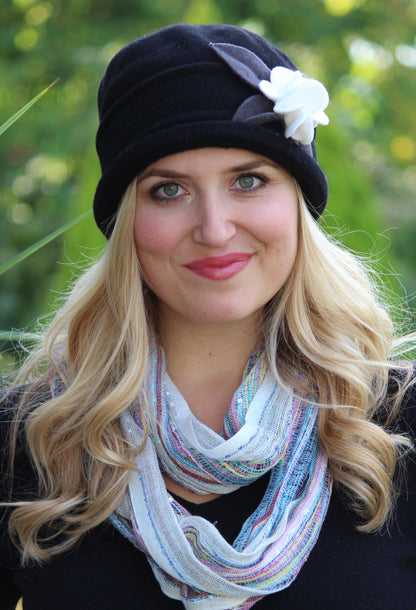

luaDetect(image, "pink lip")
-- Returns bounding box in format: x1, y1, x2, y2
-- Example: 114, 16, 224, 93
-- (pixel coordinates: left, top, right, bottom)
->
185, 253, 252, 280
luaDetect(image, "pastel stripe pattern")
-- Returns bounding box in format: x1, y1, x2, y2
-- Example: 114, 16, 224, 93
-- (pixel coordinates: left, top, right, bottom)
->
111, 343, 332, 609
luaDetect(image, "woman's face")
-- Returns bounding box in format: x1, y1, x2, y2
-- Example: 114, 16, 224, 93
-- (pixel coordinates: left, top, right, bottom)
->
133, 148, 299, 329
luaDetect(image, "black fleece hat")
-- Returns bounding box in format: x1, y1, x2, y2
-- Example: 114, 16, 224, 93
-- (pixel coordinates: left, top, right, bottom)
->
94, 23, 329, 236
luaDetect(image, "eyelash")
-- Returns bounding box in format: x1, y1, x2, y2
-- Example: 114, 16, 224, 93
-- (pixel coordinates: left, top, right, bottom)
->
150, 182, 187, 201
149, 172, 269, 202
233, 173, 268, 193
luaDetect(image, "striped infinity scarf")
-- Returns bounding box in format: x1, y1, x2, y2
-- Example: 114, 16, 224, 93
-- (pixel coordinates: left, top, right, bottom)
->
111, 343, 332, 609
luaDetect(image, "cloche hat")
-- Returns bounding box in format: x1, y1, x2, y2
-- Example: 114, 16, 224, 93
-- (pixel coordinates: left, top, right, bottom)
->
93, 23, 329, 236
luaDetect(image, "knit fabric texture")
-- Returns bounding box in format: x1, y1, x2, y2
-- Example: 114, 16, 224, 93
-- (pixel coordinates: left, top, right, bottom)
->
93, 24, 329, 236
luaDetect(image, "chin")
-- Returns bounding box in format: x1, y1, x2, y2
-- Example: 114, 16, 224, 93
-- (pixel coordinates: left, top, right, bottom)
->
188, 303, 263, 325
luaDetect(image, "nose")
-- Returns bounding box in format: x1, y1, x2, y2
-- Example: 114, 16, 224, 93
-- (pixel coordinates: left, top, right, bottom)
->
192, 191, 236, 247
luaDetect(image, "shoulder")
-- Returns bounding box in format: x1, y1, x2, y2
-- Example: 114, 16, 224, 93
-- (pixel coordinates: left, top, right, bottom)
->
390, 368, 416, 493
0, 385, 26, 458
377, 363, 416, 435
0, 382, 52, 418
401, 388, 416, 437
0, 383, 50, 444
0, 383, 51, 502
390, 365, 416, 437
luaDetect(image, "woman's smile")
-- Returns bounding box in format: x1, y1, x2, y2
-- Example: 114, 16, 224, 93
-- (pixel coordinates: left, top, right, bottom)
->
133, 147, 299, 327
185, 252, 253, 280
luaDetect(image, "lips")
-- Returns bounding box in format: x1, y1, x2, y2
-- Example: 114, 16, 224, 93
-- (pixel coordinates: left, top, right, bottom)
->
185, 253, 252, 280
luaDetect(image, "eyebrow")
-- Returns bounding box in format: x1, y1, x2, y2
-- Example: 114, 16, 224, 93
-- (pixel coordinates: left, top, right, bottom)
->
229, 159, 280, 172
138, 158, 281, 181
139, 168, 189, 180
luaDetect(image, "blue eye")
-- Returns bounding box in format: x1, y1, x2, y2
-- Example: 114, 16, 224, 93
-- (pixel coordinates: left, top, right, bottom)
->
162, 183, 180, 197
152, 182, 186, 200
238, 175, 256, 189
235, 174, 267, 192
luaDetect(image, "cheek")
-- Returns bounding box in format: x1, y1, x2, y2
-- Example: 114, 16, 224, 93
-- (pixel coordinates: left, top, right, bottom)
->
133, 210, 176, 258
254, 200, 298, 248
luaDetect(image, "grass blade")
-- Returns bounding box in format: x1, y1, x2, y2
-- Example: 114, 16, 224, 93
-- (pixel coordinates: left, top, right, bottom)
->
0, 79, 59, 137
0, 210, 92, 276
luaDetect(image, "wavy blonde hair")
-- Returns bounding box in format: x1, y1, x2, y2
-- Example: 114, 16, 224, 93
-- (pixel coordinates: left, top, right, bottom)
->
4, 178, 414, 563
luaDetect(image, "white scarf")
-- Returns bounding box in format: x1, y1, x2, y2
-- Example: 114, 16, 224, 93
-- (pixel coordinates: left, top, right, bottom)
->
110, 343, 332, 609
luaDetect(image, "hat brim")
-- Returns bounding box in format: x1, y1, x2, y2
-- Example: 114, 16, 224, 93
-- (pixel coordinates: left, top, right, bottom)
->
93, 120, 328, 237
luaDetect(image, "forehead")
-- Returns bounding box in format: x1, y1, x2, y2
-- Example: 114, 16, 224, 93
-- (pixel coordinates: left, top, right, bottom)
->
138, 147, 285, 179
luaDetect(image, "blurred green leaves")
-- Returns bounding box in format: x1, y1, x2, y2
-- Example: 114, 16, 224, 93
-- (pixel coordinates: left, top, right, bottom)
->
0, 78, 92, 357
0, 0, 415, 371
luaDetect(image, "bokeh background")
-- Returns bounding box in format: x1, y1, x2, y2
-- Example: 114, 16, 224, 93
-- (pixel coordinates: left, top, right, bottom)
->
1, 0, 416, 373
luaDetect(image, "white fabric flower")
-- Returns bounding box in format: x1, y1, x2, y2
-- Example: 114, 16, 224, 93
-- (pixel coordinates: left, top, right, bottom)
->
259, 67, 329, 145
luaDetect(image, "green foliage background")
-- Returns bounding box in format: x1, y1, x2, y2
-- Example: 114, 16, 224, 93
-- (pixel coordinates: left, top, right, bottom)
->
1, 0, 416, 371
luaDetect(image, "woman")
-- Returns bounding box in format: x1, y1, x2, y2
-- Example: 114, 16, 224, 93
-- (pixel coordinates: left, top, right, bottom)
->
1, 23, 415, 610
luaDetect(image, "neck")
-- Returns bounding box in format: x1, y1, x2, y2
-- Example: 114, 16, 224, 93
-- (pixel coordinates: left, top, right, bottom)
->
157, 308, 262, 432
156, 308, 263, 504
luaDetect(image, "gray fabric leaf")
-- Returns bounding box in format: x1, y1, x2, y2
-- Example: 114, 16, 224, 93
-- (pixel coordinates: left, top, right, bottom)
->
210, 42, 271, 89
233, 94, 275, 122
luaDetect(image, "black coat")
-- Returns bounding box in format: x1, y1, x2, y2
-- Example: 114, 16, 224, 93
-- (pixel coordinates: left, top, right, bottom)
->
1, 384, 415, 610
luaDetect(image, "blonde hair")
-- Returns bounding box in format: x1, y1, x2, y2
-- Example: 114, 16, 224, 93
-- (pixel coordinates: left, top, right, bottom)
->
4, 178, 414, 563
